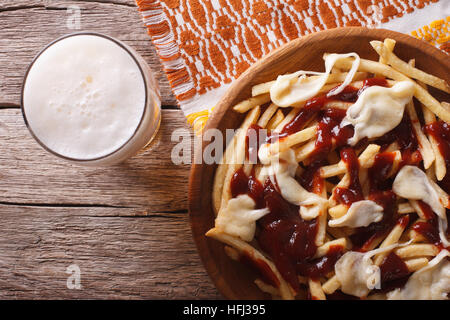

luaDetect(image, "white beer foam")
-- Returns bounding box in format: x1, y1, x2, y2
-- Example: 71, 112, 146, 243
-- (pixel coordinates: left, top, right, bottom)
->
23, 35, 146, 160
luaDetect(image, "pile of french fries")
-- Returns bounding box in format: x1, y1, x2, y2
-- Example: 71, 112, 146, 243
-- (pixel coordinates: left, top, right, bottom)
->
206, 38, 450, 300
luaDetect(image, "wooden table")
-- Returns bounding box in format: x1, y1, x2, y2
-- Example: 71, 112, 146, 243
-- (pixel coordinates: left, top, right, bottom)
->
0, 0, 220, 299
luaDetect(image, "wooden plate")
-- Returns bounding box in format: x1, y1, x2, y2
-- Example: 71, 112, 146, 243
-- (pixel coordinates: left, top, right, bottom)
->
188, 27, 450, 299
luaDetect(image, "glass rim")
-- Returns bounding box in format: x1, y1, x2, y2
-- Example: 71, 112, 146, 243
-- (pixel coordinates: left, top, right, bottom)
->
20, 31, 152, 163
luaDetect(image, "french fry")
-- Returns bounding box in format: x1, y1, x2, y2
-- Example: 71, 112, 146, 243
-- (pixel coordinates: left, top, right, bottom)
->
443, 101, 450, 111
264, 125, 316, 157
266, 109, 284, 130
274, 107, 299, 132
379, 38, 396, 64
373, 221, 408, 266
417, 81, 447, 180
221, 106, 260, 207
331, 67, 341, 74
359, 144, 373, 158
404, 257, 429, 272
233, 93, 271, 113
309, 278, 326, 300
322, 275, 341, 295
405, 59, 434, 169
320, 162, 346, 179
428, 128, 446, 181
206, 228, 295, 300
295, 139, 316, 162
328, 171, 350, 207
244, 105, 280, 175
398, 202, 415, 214
320, 144, 380, 178
275, 101, 352, 134
409, 200, 430, 220
314, 238, 347, 258
395, 244, 439, 259
244, 105, 281, 176
328, 204, 347, 219
388, 151, 402, 177
360, 234, 386, 252
384, 141, 399, 152
407, 227, 427, 243
257, 103, 279, 127
254, 279, 280, 297
252, 81, 276, 97
213, 134, 239, 215
242, 104, 283, 176
430, 180, 450, 208
422, 98, 436, 123
370, 40, 450, 93
315, 178, 329, 246
407, 100, 435, 168
327, 145, 381, 206
328, 72, 369, 84
429, 140, 444, 182
376, 38, 395, 80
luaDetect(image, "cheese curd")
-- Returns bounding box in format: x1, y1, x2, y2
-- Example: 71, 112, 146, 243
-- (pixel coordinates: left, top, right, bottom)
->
341, 81, 415, 146
328, 200, 384, 228
259, 148, 327, 220
387, 250, 450, 300
335, 251, 380, 297
393, 165, 450, 247
215, 194, 269, 242
393, 165, 445, 218
335, 243, 412, 298
270, 53, 360, 107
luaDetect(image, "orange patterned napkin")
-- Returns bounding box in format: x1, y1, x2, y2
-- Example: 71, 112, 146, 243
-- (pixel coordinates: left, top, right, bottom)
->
136, 0, 449, 133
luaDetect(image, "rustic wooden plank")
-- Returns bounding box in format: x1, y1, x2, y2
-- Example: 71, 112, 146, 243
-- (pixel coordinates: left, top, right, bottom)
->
0, 0, 177, 106
0, 108, 192, 211
0, 1, 137, 10
0, 205, 220, 299
0, 0, 218, 300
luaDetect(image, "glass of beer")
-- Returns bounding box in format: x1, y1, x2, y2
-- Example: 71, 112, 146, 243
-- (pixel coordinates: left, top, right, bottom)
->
21, 32, 161, 166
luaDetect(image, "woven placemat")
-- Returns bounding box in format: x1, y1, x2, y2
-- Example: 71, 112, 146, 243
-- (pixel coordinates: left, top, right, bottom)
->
136, 0, 449, 133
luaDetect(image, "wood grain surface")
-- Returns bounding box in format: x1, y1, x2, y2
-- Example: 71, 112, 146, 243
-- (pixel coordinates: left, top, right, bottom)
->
0, 0, 220, 299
